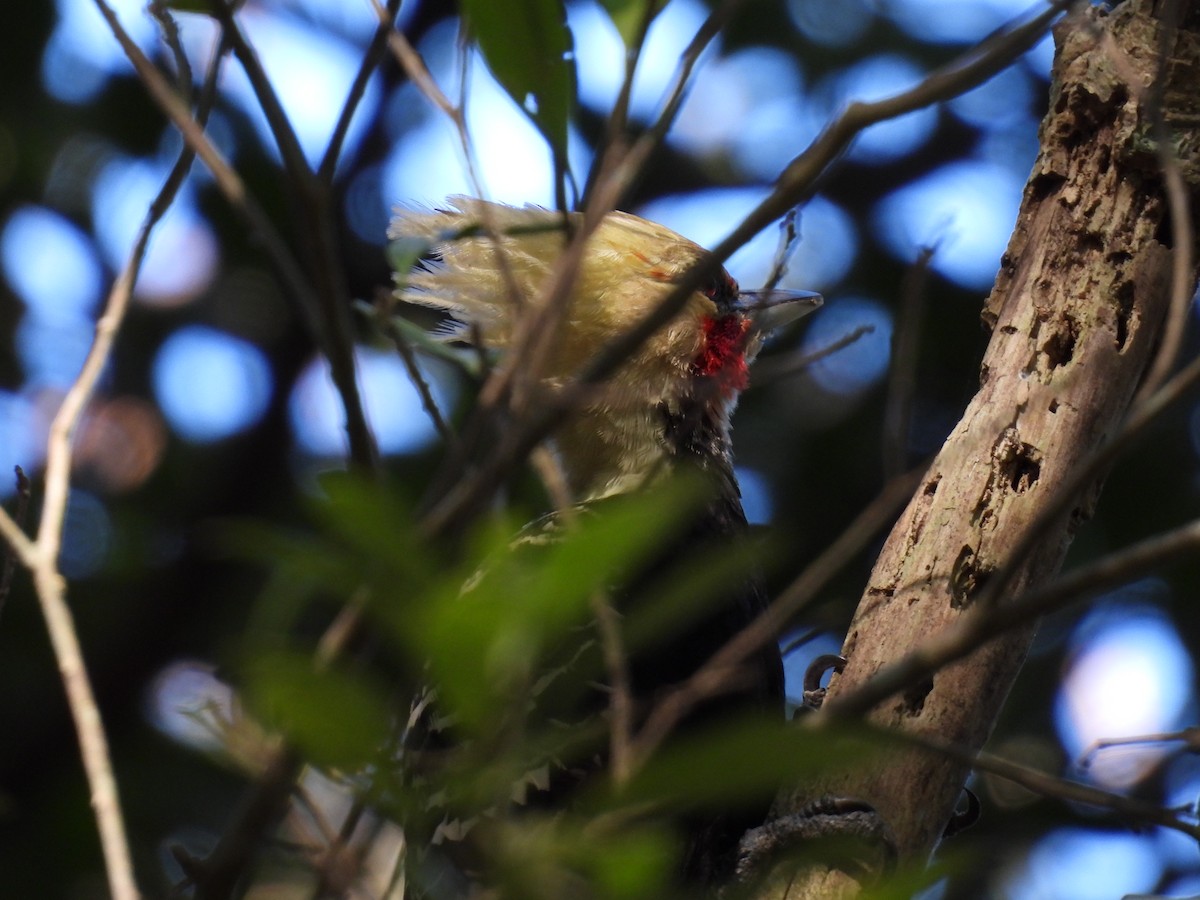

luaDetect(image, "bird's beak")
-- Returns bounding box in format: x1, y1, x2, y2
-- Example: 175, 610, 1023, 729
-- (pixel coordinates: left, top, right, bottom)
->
735, 288, 823, 346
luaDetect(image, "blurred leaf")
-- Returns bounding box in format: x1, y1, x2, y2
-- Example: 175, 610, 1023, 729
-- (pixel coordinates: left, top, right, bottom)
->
309, 472, 432, 583
598, 0, 666, 45
576, 826, 673, 899
243, 649, 391, 770
387, 235, 435, 276
621, 527, 779, 655
415, 475, 706, 731
460, 0, 576, 179
491, 814, 674, 900
592, 717, 882, 813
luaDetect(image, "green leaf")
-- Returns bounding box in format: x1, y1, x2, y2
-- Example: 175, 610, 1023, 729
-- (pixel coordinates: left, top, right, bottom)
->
411, 475, 707, 732
460, 0, 576, 182
598, 0, 666, 45
244, 649, 391, 769
590, 717, 882, 813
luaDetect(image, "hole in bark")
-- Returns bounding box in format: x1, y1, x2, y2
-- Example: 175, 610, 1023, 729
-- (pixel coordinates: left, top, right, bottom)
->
999, 440, 1042, 494
901, 677, 933, 717
1008, 454, 1041, 492
950, 545, 980, 609
1029, 171, 1066, 201
1041, 316, 1078, 369
1155, 210, 1174, 249
1049, 399, 1059, 414
1115, 281, 1134, 351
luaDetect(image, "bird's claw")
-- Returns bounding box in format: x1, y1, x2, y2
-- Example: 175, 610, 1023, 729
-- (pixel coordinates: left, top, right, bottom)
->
802, 654, 847, 710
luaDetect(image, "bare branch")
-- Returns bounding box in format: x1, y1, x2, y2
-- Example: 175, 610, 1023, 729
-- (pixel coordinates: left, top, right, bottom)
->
206, 0, 313, 185
0, 471, 36, 572
628, 467, 924, 771
826, 516, 1200, 721
0, 467, 32, 620
318, 0, 402, 183
894, 728, 1200, 842
882, 246, 936, 480
751, 324, 876, 387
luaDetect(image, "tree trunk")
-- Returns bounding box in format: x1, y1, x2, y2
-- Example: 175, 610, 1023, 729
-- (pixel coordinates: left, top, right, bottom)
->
757, 1, 1200, 895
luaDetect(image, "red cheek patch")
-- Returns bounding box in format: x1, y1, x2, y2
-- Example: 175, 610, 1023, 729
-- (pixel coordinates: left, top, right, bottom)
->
693, 315, 750, 393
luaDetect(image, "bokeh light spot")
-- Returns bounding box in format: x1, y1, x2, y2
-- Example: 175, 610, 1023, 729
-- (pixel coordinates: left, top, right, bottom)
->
873, 160, 1024, 289
153, 326, 273, 443
43, 0, 157, 103
572, 0, 711, 119
146, 660, 235, 753
219, 9, 381, 169
15, 316, 94, 388
77, 397, 168, 493
799, 297, 894, 396
636, 189, 857, 293
91, 157, 219, 306
1055, 589, 1193, 787
2, 205, 102, 321
1004, 828, 1161, 900
735, 467, 772, 525
0, 392, 46, 494
289, 347, 457, 458
822, 55, 936, 163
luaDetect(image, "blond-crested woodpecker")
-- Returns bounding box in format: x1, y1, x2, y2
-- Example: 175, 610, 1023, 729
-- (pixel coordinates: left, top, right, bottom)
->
389, 196, 821, 890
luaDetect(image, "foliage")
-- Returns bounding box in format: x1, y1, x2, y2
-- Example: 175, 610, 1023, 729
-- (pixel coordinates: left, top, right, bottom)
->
1, 0, 1198, 898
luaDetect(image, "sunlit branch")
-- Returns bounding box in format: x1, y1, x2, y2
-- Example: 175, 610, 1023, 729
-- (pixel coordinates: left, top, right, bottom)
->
18, 9, 233, 898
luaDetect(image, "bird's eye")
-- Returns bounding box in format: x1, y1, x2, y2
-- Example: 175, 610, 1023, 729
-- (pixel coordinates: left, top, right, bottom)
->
702, 271, 739, 307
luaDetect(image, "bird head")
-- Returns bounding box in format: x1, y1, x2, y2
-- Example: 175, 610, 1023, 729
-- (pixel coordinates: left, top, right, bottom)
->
390, 196, 820, 500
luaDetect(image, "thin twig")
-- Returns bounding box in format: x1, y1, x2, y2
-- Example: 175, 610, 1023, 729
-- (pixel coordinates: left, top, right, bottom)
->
26, 18, 232, 896
149, 1, 193, 104
890, 727, 1200, 842
763, 209, 799, 294
374, 293, 457, 452
40, 62, 202, 900
580, 0, 665, 205
0, 466, 32, 622
587, 0, 750, 215
882, 246, 935, 481
318, 0, 402, 183
1081, 726, 1200, 770
751, 324, 876, 386
627, 467, 924, 770
827, 517, 1200, 720
208, 1, 378, 473
207, 0, 313, 186
591, 590, 635, 786
91, 0, 325, 346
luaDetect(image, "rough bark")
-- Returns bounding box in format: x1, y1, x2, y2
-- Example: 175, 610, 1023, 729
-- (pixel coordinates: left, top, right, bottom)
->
754, 1, 1200, 896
